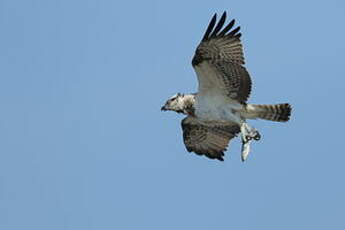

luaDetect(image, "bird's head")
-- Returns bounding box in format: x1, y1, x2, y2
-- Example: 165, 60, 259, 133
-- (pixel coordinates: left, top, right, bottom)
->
161, 93, 186, 114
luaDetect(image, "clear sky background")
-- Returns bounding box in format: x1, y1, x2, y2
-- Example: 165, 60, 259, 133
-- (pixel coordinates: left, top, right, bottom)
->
1, 0, 345, 229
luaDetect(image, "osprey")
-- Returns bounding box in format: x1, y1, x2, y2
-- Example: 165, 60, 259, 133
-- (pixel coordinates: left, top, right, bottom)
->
161, 12, 291, 161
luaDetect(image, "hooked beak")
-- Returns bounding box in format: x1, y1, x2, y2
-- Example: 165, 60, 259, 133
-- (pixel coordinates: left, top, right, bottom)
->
161, 105, 167, 111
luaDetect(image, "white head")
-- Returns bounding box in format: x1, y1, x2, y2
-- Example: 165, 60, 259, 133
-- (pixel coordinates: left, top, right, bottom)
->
161, 93, 187, 114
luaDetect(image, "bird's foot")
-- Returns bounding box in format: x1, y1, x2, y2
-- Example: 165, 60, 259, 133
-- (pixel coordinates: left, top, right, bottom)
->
240, 123, 261, 161
241, 123, 261, 143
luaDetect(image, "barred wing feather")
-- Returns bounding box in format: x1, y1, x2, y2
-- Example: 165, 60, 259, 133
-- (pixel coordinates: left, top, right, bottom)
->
192, 11, 252, 103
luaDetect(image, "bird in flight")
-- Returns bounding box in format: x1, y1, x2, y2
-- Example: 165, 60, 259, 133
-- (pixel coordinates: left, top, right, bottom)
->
161, 12, 291, 161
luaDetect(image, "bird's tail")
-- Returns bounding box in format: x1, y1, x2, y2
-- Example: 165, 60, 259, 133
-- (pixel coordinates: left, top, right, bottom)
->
246, 103, 292, 122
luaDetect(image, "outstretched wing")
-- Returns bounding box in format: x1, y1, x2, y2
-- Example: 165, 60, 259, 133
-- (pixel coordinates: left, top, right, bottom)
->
181, 117, 240, 161
192, 11, 251, 103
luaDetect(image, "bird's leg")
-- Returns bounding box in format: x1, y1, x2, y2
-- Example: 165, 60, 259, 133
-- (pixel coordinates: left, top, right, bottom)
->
240, 123, 261, 161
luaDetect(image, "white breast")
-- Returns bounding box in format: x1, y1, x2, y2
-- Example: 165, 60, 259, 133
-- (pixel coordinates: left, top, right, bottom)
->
194, 94, 243, 125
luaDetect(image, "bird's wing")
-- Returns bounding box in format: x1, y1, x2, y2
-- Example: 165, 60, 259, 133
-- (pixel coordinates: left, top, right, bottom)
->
181, 117, 240, 161
192, 11, 251, 103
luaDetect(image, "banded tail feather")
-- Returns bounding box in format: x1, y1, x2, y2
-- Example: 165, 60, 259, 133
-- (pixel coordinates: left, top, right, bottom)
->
247, 103, 292, 122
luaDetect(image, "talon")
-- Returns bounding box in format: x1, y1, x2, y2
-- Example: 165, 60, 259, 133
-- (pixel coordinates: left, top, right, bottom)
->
254, 132, 261, 141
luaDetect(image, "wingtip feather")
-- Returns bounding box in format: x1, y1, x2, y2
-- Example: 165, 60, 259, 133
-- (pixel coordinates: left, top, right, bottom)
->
210, 12, 227, 38
202, 12, 242, 41
202, 13, 217, 41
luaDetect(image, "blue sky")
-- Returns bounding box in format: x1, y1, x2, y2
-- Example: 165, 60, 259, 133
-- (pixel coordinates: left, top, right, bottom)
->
1, 0, 345, 229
